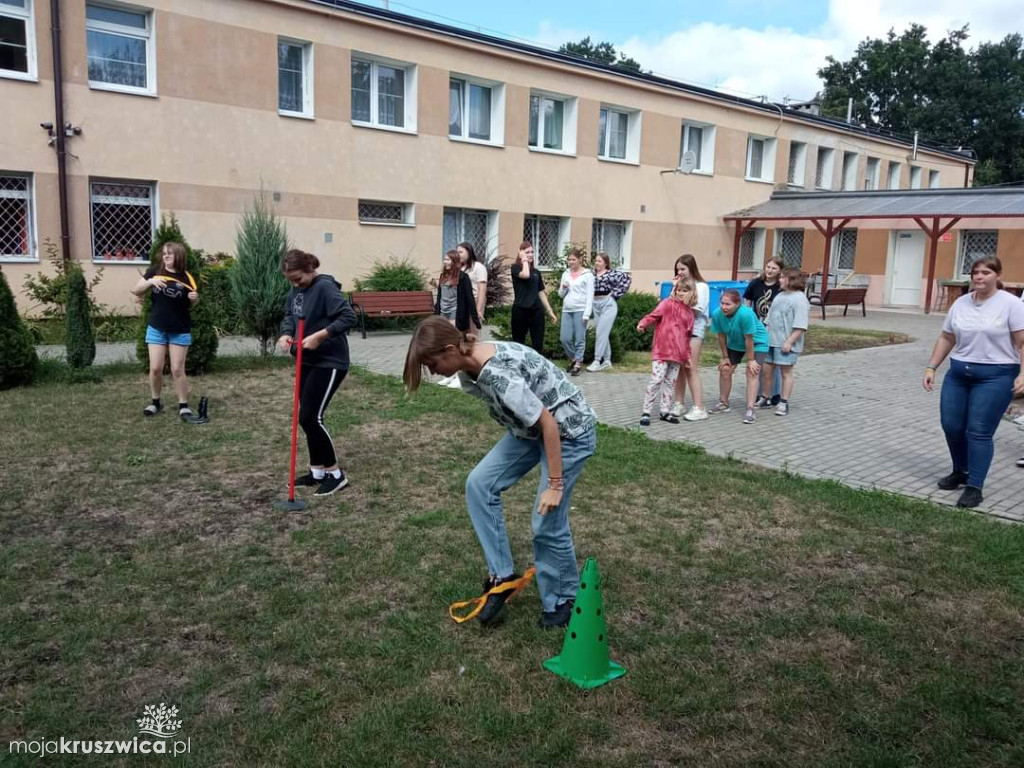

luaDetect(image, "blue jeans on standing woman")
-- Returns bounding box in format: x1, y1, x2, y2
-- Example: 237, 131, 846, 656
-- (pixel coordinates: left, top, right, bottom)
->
560, 311, 586, 362
940, 359, 1019, 489
465, 427, 596, 612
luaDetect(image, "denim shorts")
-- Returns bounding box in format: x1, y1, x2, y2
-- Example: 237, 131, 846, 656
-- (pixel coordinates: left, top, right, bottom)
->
145, 325, 192, 346
768, 346, 800, 366
691, 314, 708, 339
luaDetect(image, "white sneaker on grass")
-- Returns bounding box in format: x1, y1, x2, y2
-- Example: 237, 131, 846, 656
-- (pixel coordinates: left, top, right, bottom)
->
586, 360, 603, 372
669, 402, 684, 418
683, 407, 708, 421
599, 360, 613, 371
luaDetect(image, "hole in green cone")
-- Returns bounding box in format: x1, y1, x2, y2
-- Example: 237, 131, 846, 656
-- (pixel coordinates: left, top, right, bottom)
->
598, 634, 603, 642
597, 608, 602, 616
581, 582, 586, 589
575, 607, 581, 614
571, 632, 577, 640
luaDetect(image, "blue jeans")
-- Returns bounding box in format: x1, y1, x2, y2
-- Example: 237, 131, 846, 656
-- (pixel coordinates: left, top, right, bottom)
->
940, 359, 1019, 489
560, 311, 586, 362
465, 427, 597, 611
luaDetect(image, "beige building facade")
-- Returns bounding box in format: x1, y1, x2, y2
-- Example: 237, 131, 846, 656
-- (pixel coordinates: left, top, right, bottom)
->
2, 0, 1000, 315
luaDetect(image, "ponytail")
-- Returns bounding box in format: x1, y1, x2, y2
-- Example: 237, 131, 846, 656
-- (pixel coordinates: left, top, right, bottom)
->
403, 316, 476, 392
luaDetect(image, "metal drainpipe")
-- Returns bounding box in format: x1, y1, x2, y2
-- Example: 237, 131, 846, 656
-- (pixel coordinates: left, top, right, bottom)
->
51, 0, 71, 260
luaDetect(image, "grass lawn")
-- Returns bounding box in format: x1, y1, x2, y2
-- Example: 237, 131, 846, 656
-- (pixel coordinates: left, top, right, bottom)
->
613, 326, 911, 373
2, 360, 1023, 767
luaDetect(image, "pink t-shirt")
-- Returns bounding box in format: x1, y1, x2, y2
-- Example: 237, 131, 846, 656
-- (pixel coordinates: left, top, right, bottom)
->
942, 289, 1024, 365
639, 299, 695, 365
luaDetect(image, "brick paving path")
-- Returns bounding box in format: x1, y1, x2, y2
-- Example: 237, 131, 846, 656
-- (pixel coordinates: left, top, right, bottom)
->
39, 312, 1023, 521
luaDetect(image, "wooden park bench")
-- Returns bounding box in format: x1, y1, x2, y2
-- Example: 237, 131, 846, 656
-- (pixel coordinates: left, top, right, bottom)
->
809, 286, 868, 320
349, 290, 435, 338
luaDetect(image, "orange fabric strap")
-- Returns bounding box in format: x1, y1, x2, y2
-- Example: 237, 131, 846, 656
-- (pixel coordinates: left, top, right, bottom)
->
448, 567, 536, 624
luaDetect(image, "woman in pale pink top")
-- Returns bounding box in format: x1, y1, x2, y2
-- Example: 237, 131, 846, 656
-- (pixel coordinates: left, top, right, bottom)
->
636, 278, 697, 425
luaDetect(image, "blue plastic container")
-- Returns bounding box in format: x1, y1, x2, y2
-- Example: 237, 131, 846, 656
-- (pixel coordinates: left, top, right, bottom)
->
659, 279, 750, 313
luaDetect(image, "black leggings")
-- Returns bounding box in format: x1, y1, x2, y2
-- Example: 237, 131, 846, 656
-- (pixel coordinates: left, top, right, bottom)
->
511, 306, 545, 352
298, 366, 346, 467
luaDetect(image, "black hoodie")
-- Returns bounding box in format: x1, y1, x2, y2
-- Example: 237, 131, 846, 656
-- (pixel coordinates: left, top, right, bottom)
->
280, 274, 357, 369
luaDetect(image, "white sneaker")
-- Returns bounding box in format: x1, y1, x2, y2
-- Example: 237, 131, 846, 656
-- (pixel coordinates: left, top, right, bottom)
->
669, 402, 684, 418
1013, 413, 1024, 426
599, 360, 613, 371
683, 407, 709, 421
586, 360, 603, 372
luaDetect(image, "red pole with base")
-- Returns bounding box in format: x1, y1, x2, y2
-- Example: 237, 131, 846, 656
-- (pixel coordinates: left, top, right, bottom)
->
273, 317, 310, 512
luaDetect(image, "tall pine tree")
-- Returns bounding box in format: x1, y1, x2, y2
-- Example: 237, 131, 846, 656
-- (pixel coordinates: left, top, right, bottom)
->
65, 267, 96, 369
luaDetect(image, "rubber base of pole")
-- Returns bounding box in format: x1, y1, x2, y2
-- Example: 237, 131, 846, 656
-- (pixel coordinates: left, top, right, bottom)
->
272, 499, 310, 512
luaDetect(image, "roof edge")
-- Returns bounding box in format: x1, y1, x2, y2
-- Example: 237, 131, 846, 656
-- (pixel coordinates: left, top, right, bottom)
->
295, 0, 976, 165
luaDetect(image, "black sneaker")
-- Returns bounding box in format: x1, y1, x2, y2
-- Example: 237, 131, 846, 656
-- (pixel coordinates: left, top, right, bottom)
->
659, 413, 680, 424
570, 362, 582, 377
539, 599, 574, 629
143, 402, 163, 417
754, 396, 771, 409
294, 472, 321, 488
640, 413, 651, 427
937, 470, 968, 490
478, 573, 521, 627
956, 486, 983, 508
314, 471, 349, 496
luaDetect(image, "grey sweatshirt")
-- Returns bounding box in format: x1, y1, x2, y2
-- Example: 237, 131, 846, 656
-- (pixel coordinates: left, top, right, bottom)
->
279, 274, 357, 369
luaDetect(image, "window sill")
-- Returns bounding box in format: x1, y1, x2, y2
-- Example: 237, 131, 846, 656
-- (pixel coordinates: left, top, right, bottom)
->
528, 146, 576, 158
0, 70, 38, 83
689, 168, 714, 177
358, 221, 415, 228
279, 110, 315, 121
351, 121, 417, 136
815, 186, 833, 191
787, 183, 805, 190
89, 82, 158, 98
598, 156, 640, 167
744, 176, 775, 185
0, 256, 39, 263
93, 259, 150, 265
449, 135, 504, 149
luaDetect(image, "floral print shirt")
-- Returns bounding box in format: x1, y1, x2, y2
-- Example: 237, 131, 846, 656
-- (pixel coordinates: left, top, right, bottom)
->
458, 342, 597, 440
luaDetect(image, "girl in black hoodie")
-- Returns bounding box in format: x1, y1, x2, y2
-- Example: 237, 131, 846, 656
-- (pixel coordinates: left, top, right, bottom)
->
276, 249, 357, 497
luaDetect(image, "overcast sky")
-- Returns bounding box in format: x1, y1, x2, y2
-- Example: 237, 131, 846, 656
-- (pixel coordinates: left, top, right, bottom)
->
371, 0, 1019, 101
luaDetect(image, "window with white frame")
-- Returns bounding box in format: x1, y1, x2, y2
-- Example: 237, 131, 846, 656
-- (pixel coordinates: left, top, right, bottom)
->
0, 0, 36, 79
738, 227, 766, 271
591, 219, 630, 269
841, 151, 858, 190
90, 180, 155, 262
910, 165, 923, 189
787, 141, 807, 187
681, 121, 715, 174
929, 170, 941, 188
831, 228, 857, 273
528, 91, 577, 154
443, 207, 496, 263
523, 214, 569, 270
865, 157, 881, 190
0, 173, 34, 260
86, 3, 154, 94
746, 135, 777, 183
358, 200, 413, 226
351, 54, 416, 131
958, 230, 998, 275
774, 228, 804, 268
815, 147, 834, 189
887, 161, 901, 190
597, 105, 639, 163
449, 76, 504, 144
278, 38, 312, 117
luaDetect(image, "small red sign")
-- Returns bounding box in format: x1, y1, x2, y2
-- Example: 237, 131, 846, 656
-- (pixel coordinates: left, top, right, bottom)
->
940, 232, 952, 242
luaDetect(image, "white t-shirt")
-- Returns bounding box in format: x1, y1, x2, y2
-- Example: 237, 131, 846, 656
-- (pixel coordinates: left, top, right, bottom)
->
559, 269, 595, 318
464, 262, 487, 302
942, 289, 1024, 365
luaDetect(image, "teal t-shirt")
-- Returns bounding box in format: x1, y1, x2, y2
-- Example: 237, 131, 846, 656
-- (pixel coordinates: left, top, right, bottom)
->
710, 305, 769, 353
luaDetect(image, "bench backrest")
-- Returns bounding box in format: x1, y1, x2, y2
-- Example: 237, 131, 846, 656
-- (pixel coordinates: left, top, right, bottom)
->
823, 287, 867, 302
351, 290, 435, 314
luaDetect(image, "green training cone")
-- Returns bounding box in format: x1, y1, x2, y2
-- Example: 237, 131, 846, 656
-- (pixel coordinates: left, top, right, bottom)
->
543, 558, 626, 690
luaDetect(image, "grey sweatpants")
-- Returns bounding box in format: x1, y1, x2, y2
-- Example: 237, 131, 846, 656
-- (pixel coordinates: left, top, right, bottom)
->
592, 296, 618, 363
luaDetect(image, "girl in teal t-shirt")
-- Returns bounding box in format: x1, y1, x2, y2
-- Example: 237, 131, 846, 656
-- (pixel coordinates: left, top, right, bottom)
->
708, 289, 769, 424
